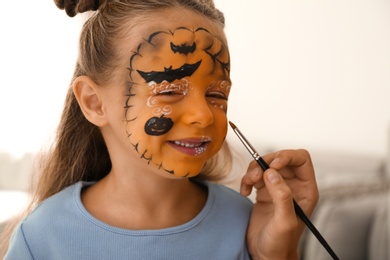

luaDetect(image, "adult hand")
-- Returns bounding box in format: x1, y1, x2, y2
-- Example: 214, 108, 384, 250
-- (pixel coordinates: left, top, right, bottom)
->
241, 149, 319, 260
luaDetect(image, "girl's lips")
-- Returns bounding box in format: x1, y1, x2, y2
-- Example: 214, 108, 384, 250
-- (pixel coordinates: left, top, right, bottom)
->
169, 137, 211, 156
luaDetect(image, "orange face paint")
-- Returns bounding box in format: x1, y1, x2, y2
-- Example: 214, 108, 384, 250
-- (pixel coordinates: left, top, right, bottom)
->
124, 25, 231, 177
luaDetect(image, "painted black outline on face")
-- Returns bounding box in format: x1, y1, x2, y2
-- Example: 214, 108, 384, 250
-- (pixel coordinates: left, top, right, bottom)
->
124, 81, 138, 124
195, 27, 230, 75
124, 26, 230, 176
171, 42, 196, 54
140, 149, 153, 164
137, 60, 202, 84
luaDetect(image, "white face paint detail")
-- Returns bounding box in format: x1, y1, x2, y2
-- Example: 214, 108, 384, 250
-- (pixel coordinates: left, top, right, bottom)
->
210, 101, 226, 110
146, 79, 190, 116
151, 105, 173, 115
208, 80, 231, 94
147, 96, 159, 107
219, 80, 230, 90
206, 80, 231, 111
149, 79, 190, 95
194, 144, 208, 156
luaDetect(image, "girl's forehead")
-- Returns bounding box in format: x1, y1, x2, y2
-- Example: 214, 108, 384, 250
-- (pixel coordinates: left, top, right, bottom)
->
134, 7, 226, 40
127, 18, 230, 84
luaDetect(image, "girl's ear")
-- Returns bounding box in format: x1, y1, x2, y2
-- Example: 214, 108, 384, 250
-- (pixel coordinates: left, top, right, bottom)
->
73, 76, 107, 127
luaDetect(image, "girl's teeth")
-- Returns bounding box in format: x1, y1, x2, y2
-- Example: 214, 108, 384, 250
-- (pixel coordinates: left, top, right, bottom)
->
174, 141, 202, 147
172, 140, 209, 156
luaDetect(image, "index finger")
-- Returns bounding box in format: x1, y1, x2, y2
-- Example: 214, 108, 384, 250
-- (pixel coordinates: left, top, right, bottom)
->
263, 149, 315, 179
240, 160, 265, 196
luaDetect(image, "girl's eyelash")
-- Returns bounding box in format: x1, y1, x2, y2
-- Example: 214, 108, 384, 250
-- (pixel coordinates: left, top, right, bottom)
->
156, 90, 181, 95
155, 90, 227, 99
207, 92, 228, 100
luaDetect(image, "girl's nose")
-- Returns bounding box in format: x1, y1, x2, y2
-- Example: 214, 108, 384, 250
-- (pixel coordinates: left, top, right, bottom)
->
182, 93, 214, 128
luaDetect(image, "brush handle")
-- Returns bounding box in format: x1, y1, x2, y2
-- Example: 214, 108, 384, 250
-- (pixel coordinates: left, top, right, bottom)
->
292, 199, 339, 259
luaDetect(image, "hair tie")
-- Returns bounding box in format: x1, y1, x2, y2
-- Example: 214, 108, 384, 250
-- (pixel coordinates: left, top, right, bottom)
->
94, 0, 100, 10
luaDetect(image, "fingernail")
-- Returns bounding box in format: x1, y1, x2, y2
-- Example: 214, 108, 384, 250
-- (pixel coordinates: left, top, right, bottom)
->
269, 158, 280, 167
266, 169, 281, 184
249, 168, 260, 178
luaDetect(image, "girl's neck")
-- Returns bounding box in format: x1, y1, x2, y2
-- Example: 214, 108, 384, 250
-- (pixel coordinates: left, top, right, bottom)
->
81, 170, 208, 230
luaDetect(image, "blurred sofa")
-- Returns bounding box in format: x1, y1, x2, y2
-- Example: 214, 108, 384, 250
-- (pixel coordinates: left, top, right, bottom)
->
299, 150, 390, 260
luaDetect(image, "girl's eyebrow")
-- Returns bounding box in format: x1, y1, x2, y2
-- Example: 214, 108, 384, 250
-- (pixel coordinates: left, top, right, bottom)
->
137, 60, 202, 84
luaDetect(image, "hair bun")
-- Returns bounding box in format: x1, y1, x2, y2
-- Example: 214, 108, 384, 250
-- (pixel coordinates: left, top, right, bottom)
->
197, 0, 216, 8
54, 0, 101, 17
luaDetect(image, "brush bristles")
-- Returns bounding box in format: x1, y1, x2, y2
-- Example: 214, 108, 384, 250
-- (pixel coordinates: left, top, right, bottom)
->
228, 121, 237, 129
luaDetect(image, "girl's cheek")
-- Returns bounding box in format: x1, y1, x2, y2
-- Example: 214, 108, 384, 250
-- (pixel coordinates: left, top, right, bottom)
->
210, 100, 228, 113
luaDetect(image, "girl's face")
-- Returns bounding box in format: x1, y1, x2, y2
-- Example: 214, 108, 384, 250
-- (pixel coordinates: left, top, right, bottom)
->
105, 9, 231, 178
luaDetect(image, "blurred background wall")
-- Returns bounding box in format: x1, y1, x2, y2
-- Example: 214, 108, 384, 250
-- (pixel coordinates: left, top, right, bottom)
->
1, 0, 389, 159
217, 0, 390, 157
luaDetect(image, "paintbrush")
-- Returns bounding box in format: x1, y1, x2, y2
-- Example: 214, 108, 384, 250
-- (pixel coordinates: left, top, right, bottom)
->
229, 121, 339, 260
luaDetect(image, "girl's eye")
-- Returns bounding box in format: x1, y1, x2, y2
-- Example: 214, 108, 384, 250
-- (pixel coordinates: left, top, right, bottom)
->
156, 90, 182, 96
154, 89, 186, 102
207, 91, 228, 100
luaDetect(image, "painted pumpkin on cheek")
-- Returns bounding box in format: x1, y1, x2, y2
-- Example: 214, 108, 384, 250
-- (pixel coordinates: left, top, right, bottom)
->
144, 115, 174, 136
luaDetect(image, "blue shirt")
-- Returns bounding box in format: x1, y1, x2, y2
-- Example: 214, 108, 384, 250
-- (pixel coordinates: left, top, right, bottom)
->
6, 181, 253, 259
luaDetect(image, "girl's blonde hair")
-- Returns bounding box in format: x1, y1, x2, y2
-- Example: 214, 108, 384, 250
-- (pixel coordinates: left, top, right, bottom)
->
0, 0, 233, 256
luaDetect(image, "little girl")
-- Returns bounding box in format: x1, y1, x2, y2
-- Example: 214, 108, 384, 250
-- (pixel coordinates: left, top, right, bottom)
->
3, 0, 318, 259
